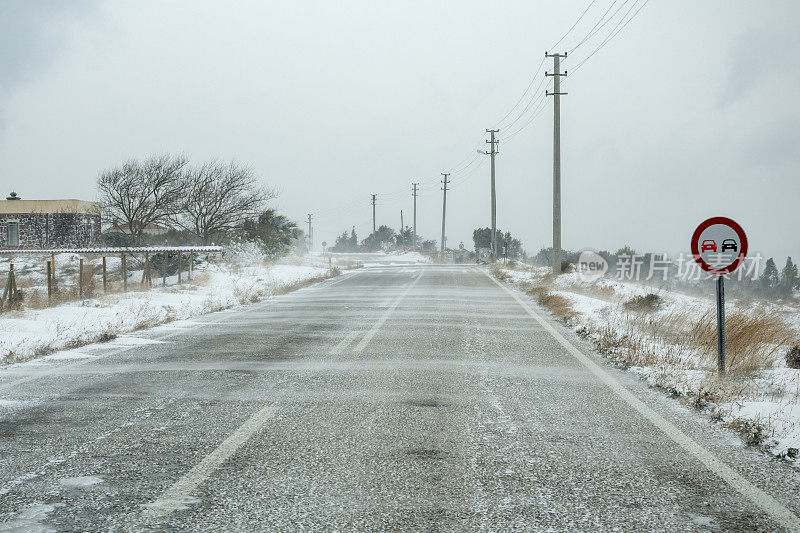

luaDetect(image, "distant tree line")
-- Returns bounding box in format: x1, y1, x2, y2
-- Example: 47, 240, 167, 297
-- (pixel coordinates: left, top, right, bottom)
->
472, 228, 523, 259
330, 226, 436, 252
97, 153, 304, 257
531, 245, 800, 301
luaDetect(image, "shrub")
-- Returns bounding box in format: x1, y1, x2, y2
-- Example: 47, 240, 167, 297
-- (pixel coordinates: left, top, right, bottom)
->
490, 265, 510, 281
523, 284, 577, 323
623, 293, 662, 312
786, 345, 800, 369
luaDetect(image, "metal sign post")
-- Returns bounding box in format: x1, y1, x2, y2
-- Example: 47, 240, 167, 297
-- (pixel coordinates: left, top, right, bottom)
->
716, 275, 725, 373
690, 216, 747, 374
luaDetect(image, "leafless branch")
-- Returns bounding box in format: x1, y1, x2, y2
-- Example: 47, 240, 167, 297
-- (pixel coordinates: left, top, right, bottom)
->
176, 160, 275, 244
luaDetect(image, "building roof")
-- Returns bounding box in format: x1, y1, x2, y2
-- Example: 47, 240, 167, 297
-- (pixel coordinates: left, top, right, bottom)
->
0, 199, 100, 215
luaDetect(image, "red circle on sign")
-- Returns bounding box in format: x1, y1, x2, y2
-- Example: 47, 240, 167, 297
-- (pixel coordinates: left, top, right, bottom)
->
690, 216, 748, 274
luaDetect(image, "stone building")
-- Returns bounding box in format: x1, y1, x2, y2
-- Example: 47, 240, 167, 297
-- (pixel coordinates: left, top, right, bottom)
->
0, 192, 101, 249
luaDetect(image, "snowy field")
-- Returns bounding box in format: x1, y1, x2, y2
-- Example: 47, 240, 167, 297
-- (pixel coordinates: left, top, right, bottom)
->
0, 249, 337, 364
492, 263, 800, 461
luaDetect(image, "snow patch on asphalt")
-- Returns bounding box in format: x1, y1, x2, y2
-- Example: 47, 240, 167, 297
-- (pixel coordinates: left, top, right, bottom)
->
0, 399, 29, 410
59, 476, 104, 489
0, 502, 63, 532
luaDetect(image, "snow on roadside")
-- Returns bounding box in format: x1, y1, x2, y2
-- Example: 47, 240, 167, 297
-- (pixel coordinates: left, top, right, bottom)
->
0, 256, 335, 365
492, 263, 800, 462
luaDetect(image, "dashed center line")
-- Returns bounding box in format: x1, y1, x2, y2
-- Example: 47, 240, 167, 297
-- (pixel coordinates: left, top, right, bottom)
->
352, 272, 422, 354
138, 405, 278, 525
327, 329, 361, 358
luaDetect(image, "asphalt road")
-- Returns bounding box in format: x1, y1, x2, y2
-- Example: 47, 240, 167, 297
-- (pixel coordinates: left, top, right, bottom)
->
1, 263, 800, 531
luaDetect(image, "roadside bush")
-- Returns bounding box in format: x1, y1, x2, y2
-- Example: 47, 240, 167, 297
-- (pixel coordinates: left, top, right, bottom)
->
522, 283, 577, 323
623, 293, 662, 312
689, 312, 793, 374
490, 265, 510, 281
786, 345, 800, 369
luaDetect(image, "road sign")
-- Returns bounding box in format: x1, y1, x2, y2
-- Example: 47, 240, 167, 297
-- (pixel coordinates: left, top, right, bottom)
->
690, 216, 748, 374
690, 216, 748, 275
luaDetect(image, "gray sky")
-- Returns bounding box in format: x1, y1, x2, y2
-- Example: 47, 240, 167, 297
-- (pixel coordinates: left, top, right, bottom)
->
1, 0, 798, 261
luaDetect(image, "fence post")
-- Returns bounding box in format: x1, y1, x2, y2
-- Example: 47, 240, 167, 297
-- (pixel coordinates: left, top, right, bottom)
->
1, 264, 17, 312
189, 251, 194, 281
51, 253, 56, 288
163, 251, 167, 286
102, 256, 107, 292
47, 260, 52, 300
79, 258, 84, 299
122, 252, 127, 292
144, 252, 151, 286
178, 252, 182, 284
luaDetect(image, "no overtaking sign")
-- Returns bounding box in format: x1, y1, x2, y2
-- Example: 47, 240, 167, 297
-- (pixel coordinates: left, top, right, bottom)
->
691, 216, 748, 374
690, 216, 748, 275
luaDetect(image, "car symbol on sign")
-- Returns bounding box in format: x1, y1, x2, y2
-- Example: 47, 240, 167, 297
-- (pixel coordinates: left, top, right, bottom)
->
701, 239, 717, 253
721, 239, 738, 252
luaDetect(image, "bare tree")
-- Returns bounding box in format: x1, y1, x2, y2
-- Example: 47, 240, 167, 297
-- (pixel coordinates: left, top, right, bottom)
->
97, 154, 188, 245
178, 160, 274, 244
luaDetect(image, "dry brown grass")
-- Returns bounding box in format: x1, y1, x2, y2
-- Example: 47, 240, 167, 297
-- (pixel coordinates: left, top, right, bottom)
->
688, 311, 797, 375
623, 293, 663, 312
490, 265, 511, 282
14, 276, 37, 289
585, 283, 616, 300
520, 282, 578, 324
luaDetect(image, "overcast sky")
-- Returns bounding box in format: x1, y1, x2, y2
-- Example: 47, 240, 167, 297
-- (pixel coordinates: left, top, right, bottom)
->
1, 1, 798, 261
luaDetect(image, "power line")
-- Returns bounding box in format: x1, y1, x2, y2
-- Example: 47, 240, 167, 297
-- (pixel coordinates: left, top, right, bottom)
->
570, 0, 650, 74
493, 0, 599, 132
567, 0, 626, 54
550, 0, 598, 51
492, 57, 547, 130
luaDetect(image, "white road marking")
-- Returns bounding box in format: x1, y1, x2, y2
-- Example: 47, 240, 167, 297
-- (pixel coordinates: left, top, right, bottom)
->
139, 405, 278, 525
327, 329, 361, 357
352, 272, 422, 354
485, 271, 800, 531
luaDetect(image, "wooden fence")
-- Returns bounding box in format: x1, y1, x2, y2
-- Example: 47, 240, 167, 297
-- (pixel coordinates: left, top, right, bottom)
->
0, 246, 222, 312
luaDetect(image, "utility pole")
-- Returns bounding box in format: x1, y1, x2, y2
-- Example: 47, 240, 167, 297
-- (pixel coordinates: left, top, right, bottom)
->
400, 210, 404, 249
440, 173, 449, 261
371, 194, 377, 235
546, 51, 567, 275
481, 129, 499, 261
412, 183, 419, 250
307, 214, 313, 252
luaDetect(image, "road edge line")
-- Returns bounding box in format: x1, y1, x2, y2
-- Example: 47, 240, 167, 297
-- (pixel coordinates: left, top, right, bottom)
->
484, 270, 800, 531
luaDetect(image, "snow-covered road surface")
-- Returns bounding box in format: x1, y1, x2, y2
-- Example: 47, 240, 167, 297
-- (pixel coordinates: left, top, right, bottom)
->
1, 264, 799, 531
